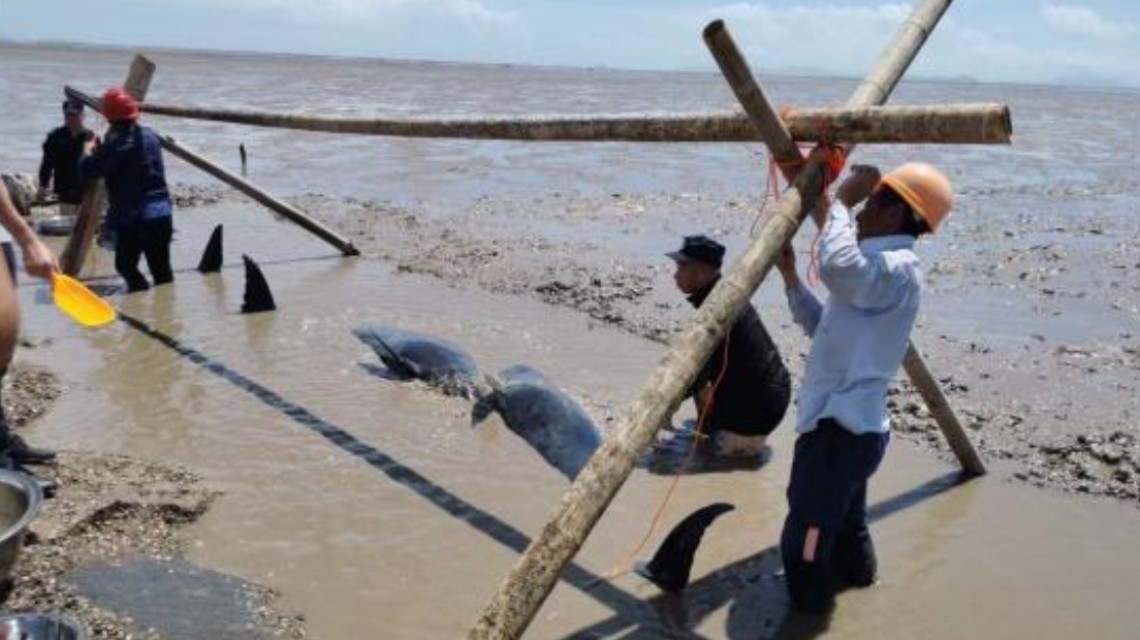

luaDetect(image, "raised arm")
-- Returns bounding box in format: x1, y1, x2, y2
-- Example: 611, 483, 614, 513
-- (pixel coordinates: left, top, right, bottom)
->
815, 166, 911, 310
777, 243, 822, 336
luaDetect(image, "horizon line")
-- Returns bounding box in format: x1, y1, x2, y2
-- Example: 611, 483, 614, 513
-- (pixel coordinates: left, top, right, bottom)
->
2, 36, 1136, 93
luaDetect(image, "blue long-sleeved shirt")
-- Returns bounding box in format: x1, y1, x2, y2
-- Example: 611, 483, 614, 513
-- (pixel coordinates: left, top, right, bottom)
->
78, 123, 172, 230
785, 201, 922, 435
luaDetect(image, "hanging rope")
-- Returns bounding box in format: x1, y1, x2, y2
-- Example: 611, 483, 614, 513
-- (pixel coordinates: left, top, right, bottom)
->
596, 328, 735, 583
759, 107, 848, 284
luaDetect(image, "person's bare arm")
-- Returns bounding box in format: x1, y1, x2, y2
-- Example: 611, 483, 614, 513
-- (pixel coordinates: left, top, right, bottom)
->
0, 182, 57, 281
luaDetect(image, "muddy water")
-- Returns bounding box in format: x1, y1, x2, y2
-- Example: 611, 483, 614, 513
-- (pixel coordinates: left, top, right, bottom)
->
11, 206, 1138, 639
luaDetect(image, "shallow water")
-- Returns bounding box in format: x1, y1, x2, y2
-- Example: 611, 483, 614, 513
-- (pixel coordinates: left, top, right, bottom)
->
16, 206, 1140, 639
3, 41, 1140, 207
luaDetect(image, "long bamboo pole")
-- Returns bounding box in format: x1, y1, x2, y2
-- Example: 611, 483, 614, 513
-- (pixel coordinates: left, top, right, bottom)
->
703, 22, 985, 475
60, 55, 156, 276
137, 101, 1011, 145
64, 86, 360, 257
464, 1, 957, 637
158, 136, 359, 256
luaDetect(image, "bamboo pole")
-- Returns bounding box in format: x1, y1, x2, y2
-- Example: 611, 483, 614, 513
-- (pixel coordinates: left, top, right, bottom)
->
158, 135, 358, 256
703, 22, 985, 475
123, 55, 156, 105
61, 55, 156, 276
465, 1, 957, 637
58, 172, 105, 277
137, 101, 1011, 145
65, 86, 359, 257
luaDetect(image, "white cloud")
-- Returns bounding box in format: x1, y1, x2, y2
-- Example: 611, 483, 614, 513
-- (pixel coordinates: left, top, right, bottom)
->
159, 0, 520, 27
671, 2, 916, 74
446, 0, 517, 26
915, 18, 1140, 85
1041, 3, 1134, 40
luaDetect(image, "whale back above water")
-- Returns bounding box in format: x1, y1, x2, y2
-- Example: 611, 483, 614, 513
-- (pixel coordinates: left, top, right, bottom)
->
473, 364, 602, 480
353, 324, 482, 397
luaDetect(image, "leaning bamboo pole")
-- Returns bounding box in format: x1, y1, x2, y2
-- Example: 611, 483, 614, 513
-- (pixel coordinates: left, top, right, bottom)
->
159, 134, 359, 256
703, 22, 985, 474
60, 55, 156, 276
464, 1, 957, 637
137, 101, 1011, 145
64, 86, 359, 257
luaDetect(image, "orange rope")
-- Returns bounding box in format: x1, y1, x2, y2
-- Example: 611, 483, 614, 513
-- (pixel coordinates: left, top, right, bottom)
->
599, 328, 734, 582
804, 108, 847, 285
762, 139, 845, 287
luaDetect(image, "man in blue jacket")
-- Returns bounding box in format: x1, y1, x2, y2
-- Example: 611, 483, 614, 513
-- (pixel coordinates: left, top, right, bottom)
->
79, 87, 174, 293
776, 162, 953, 614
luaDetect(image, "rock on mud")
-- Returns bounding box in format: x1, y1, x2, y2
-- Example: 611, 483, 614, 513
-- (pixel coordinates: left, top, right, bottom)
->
1, 173, 37, 217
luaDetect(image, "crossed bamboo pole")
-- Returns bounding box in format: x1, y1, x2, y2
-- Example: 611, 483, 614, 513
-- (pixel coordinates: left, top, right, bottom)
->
703, 22, 985, 474
135, 100, 1011, 144
464, 0, 969, 637
60, 56, 156, 276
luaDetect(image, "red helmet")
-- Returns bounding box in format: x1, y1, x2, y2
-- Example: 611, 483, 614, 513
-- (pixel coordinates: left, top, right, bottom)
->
101, 87, 140, 122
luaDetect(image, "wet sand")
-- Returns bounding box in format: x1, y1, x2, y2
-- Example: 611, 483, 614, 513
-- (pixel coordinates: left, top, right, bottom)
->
284, 185, 1140, 505
11, 201, 1140, 638
1, 367, 304, 639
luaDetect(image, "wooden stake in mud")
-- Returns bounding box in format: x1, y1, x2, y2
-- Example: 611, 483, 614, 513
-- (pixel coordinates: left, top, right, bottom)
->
137, 100, 1011, 145
60, 55, 156, 276
465, 1, 961, 638
65, 86, 359, 258
703, 20, 985, 475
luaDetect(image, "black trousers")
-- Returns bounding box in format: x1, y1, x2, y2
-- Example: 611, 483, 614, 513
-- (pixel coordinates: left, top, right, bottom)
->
115, 216, 174, 292
780, 418, 889, 613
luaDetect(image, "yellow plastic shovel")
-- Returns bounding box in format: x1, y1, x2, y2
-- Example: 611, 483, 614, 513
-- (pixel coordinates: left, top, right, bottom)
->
52, 274, 116, 328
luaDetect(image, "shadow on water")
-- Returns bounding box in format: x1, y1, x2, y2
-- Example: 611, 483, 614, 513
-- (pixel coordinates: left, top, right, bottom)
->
357, 361, 407, 382
559, 472, 974, 640
112, 310, 663, 631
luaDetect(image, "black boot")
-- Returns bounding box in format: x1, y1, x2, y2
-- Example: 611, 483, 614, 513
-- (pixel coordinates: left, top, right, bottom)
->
2, 433, 57, 465
832, 529, 878, 587
783, 558, 836, 615
0, 453, 58, 498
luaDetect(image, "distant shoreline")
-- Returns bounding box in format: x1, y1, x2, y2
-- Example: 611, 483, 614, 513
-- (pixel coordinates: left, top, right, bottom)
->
5, 36, 1131, 92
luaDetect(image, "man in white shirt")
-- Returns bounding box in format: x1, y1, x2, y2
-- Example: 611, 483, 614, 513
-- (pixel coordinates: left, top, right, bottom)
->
775, 162, 953, 614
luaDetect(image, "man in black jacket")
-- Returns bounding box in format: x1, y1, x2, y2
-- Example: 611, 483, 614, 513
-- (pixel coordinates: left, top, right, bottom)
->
38, 99, 94, 216
648, 235, 791, 472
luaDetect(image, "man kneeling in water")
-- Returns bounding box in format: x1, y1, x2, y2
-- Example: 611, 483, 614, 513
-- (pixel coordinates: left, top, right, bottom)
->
647, 235, 791, 472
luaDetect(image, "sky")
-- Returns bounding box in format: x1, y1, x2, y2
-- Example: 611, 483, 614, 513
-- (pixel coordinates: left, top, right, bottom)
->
2, 1, 1139, 87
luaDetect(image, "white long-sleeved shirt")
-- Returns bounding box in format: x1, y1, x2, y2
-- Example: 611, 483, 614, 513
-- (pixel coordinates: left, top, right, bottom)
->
786, 201, 922, 435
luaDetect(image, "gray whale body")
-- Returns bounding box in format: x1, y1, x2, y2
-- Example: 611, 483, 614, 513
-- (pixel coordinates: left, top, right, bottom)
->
353, 324, 481, 397
473, 365, 602, 480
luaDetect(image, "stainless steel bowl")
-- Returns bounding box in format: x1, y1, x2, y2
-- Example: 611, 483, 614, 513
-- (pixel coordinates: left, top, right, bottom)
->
0, 613, 86, 639
0, 468, 44, 583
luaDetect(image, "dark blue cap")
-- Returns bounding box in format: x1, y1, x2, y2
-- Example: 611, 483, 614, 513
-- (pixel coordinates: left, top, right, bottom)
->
62, 99, 84, 115
666, 235, 725, 268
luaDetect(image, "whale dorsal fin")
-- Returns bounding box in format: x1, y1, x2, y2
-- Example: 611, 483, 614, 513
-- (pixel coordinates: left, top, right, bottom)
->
637, 502, 735, 592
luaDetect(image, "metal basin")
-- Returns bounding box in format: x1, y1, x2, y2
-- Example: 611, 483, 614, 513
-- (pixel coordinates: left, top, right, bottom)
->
0, 468, 44, 583
0, 613, 86, 639
36, 216, 77, 237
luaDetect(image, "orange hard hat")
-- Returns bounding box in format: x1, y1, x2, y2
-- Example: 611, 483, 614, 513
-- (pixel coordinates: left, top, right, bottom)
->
877, 162, 953, 232
101, 87, 140, 123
